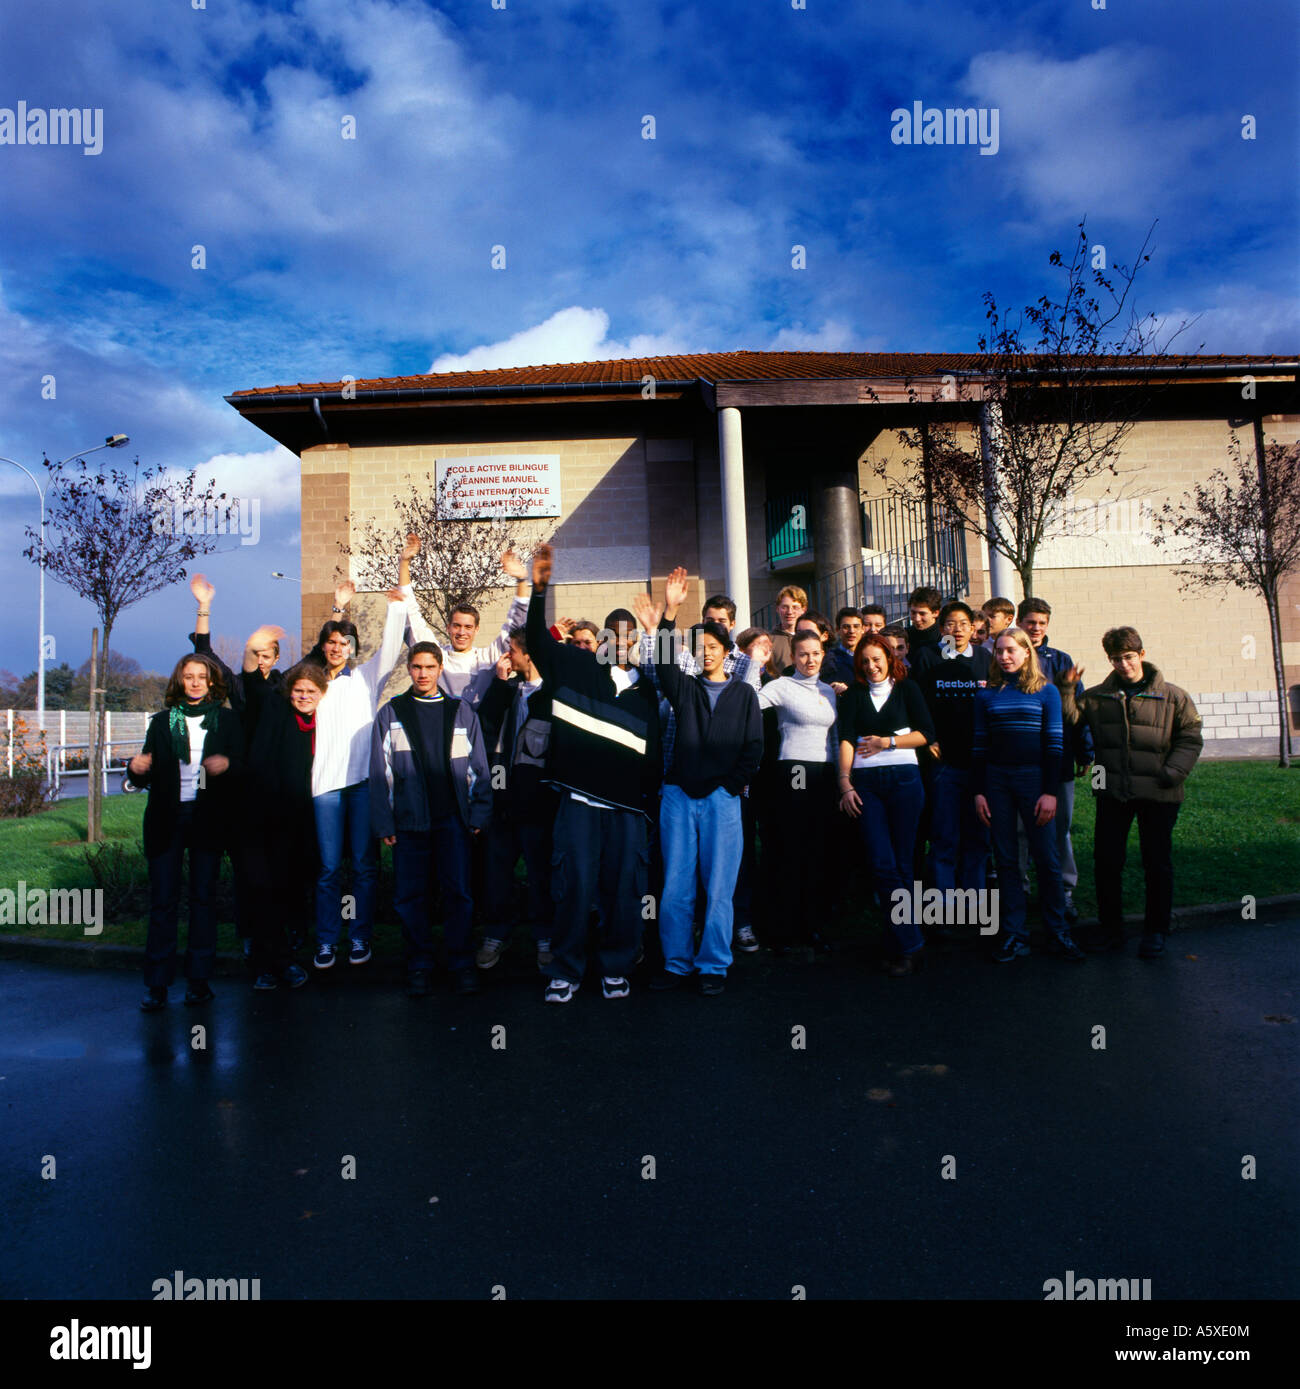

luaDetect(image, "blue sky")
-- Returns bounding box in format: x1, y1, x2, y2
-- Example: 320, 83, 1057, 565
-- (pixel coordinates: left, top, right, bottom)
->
1, 0, 1296, 677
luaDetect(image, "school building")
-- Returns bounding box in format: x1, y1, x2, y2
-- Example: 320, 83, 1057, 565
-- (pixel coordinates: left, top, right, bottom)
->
227, 351, 1300, 750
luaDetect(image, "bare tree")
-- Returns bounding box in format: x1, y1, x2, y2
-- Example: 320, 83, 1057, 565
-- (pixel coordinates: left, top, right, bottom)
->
1154, 434, 1300, 768
24, 455, 233, 840
342, 471, 553, 637
868, 220, 1196, 597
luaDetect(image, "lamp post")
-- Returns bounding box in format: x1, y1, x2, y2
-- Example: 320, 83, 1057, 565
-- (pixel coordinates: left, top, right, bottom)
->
0, 434, 129, 729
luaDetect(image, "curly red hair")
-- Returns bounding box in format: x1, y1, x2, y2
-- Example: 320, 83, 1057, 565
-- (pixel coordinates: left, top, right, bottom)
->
853, 633, 908, 685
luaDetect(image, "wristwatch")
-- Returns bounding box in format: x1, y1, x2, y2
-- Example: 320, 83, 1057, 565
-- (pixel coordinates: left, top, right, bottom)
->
889, 735, 897, 750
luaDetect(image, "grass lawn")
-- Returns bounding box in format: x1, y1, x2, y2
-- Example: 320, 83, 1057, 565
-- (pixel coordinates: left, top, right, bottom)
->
0, 762, 1295, 956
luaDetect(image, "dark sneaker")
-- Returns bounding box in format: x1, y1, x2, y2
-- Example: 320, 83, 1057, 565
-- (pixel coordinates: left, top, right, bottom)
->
699, 975, 726, 996
1138, 933, 1166, 959
649, 969, 690, 991
735, 925, 759, 953
184, 981, 214, 1006
407, 970, 432, 998
602, 976, 630, 999
282, 964, 308, 989
1053, 935, 1088, 963
349, 939, 372, 965
452, 968, 482, 996
313, 944, 336, 970
544, 977, 579, 1004
536, 939, 554, 971
139, 987, 167, 1013
992, 937, 1029, 964
253, 972, 280, 991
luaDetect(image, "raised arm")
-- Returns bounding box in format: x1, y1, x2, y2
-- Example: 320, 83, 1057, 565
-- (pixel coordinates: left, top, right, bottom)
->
190, 573, 214, 639
356, 584, 412, 699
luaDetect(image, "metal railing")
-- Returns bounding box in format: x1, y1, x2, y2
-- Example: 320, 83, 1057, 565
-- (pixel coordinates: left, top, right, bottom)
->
753, 495, 969, 629
766, 490, 812, 565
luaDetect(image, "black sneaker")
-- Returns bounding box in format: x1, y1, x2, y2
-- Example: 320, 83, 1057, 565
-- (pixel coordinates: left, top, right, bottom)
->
407, 970, 432, 998
313, 944, 336, 970
699, 975, 726, 996
184, 981, 214, 1006
253, 972, 280, 991
1138, 932, 1166, 959
348, 938, 372, 965
139, 987, 167, 1013
992, 937, 1029, 964
1053, 935, 1088, 962
649, 968, 691, 991
282, 964, 308, 988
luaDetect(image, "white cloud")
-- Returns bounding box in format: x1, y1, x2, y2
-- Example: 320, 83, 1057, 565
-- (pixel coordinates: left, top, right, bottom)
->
767, 320, 858, 351
429, 306, 695, 372
963, 47, 1222, 222
180, 447, 302, 514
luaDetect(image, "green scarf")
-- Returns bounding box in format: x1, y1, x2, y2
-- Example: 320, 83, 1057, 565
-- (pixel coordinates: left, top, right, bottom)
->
169, 699, 223, 762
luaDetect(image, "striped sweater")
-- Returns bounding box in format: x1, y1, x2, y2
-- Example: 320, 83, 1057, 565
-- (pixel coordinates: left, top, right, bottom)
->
970, 683, 1063, 798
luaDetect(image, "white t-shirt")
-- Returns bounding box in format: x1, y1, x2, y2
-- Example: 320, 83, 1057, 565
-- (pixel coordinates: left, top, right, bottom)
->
179, 713, 207, 802
852, 678, 918, 769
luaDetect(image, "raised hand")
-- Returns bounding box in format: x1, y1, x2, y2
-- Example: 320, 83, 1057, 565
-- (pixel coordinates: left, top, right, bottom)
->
247, 624, 286, 651
385, 586, 405, 604
554, 616, 576, 637
501, 549, 527, 581
401, 533, 421, 562
1062, 664, 1085, 686
664, 566, 689, 613
531, 543, 553, 588
334, 580, 356, 610
190, 573, 215, 606
632, 591, 663, 635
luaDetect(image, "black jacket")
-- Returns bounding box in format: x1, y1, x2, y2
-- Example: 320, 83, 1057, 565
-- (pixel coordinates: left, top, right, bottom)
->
913, 645, 993, 769
653, 635, 764, 798
124, 704, 244, 858
525, 590, 655, 816
241, 669, 315, 834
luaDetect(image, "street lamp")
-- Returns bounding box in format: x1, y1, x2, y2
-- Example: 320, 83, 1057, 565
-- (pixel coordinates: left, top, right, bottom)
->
0, 433, 130, 729
271, 571, 302, 582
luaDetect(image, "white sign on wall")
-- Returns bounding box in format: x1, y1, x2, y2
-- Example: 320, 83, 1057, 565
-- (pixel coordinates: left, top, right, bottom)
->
435, 455, 562, 519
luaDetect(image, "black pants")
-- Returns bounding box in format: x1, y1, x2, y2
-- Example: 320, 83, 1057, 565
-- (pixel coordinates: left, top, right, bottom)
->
1094, 797, 1180, 936
143, 803, 221, 989
244, 816, 317, 976
482, 812, 554, 945
765, 762, 835, 946
549, 795, 648, 984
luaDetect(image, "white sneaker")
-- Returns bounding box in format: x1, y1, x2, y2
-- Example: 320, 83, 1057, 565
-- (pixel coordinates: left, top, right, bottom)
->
476, 937, 505, 969
545, 977, 578, 1004
602, 976, 630, 999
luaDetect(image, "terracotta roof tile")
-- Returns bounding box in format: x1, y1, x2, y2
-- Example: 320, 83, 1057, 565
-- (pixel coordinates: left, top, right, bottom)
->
228, 350, 1295, 399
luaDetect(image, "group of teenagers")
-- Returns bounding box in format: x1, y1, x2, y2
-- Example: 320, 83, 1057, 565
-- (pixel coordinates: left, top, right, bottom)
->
125, 535, 1204, 1011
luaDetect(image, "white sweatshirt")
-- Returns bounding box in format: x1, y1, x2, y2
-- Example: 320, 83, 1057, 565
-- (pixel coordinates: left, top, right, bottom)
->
312, 594, 411, 796
405, 591, 529, 700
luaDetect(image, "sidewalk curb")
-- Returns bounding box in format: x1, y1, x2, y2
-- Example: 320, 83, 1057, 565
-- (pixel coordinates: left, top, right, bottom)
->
1, 895, 1296, 977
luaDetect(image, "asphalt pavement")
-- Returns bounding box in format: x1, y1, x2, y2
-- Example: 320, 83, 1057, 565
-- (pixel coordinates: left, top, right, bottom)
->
1, 919, 1296, 1301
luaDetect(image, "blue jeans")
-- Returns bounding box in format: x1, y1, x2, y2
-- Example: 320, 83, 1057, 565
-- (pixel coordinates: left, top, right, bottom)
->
930, 763, 989, 894
986, 764, 1067, 942
659, 783, 744, 977
393, 819, 474, 973
850, 765, 926, 956
313, 782, 378, 946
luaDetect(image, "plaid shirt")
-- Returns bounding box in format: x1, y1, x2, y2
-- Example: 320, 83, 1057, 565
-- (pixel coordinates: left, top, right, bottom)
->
637, 627, 759, 773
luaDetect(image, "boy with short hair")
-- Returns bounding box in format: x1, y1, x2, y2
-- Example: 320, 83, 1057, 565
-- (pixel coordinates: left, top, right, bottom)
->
1061, 628, 1202, 958
769, 585, 807, 671
860, 604, 887, 634
370, 642, 492, 997
980, 597, 1016, 653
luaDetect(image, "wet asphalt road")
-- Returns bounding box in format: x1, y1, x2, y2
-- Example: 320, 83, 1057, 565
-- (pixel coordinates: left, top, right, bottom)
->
1, 920, 1296, 1302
